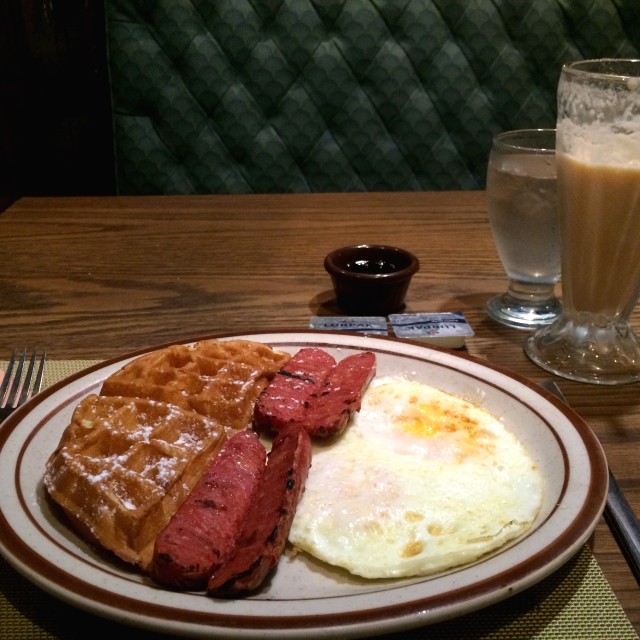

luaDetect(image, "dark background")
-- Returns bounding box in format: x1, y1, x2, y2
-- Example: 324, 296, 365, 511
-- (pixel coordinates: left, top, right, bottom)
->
0, 0, 115, 212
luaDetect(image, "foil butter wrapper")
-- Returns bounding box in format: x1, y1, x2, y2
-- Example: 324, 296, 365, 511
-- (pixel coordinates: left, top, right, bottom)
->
309, 316, 388, 335
389, 312, 474, 348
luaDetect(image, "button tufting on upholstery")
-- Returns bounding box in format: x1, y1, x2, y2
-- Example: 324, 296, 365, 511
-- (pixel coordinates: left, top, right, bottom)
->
107, 0, 640, 194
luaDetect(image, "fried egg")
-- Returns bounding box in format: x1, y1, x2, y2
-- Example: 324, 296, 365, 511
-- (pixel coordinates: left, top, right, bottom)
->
288, 376, 543, 579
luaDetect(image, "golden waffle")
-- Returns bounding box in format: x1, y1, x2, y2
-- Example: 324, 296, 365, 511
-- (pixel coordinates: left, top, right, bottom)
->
100, 339, 291, 430
44, 339, 291, 570
44, 394, 227, 569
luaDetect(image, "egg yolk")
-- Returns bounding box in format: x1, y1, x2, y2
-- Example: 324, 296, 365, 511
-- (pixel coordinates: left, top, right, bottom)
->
367, 383, 497, 460
401, 396, 484, 439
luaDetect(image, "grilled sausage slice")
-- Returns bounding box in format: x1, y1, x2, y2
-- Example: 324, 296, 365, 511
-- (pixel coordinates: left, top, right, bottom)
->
253, 349, 376, 438
151, 430, 266, 589
304, 351, 376, 437
207, 427, 312, 595
253, 347, 336, 434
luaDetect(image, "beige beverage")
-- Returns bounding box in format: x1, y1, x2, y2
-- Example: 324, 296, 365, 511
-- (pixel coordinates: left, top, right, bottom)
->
558, 153, 640, 317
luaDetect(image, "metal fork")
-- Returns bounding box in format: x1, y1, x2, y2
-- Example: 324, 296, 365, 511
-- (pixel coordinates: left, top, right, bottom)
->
0, 348, 46, 421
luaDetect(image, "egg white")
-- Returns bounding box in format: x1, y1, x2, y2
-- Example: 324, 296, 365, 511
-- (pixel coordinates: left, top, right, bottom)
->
288, 376, 543, 579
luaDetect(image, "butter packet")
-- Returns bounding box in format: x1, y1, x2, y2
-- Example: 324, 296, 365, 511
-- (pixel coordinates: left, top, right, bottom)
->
389, 312, 474, 348
309, 316, 388, 335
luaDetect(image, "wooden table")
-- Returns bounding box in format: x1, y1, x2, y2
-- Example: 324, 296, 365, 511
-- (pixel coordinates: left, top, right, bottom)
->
0, 191, 638, 635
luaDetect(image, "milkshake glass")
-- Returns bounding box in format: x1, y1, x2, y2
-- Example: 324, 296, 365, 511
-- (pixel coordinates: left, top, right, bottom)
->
525, 59, 640, 384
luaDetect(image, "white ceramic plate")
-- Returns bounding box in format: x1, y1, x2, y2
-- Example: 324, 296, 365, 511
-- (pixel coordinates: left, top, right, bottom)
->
0, 331, 608, 639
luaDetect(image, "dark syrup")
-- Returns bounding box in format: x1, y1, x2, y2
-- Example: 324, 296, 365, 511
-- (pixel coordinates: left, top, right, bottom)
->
345, 259, 399, 274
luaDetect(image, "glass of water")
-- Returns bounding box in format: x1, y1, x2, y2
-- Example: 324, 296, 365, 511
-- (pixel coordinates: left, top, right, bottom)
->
485, 128, 561, 329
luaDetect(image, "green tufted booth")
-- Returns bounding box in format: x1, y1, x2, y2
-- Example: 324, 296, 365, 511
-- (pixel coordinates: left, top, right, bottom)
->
106, 0, 640, 194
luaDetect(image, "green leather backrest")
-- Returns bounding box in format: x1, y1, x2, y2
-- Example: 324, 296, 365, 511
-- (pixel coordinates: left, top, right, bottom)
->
107, 0, 640, 194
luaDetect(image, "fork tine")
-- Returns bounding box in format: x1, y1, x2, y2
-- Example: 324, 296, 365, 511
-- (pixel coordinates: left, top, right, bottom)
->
32, 350, 46, 397
5, 348, 27, 409
16, 350, 37, 406
0, 348, 17, 403
17, 349, 45, 405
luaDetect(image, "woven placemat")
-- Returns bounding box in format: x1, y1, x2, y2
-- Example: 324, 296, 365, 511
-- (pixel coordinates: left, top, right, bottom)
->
0, 360, 637, 640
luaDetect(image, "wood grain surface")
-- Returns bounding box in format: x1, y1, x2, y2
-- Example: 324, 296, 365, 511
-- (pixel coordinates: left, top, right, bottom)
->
0, 191, 638, 633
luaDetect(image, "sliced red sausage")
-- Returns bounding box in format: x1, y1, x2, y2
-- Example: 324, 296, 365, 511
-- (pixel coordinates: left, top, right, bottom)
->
253, 349, 376, 438
253, 347, 336, 434
304, 351, 376, 437
207, 427, 312, 595
151, 430, 266, 590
